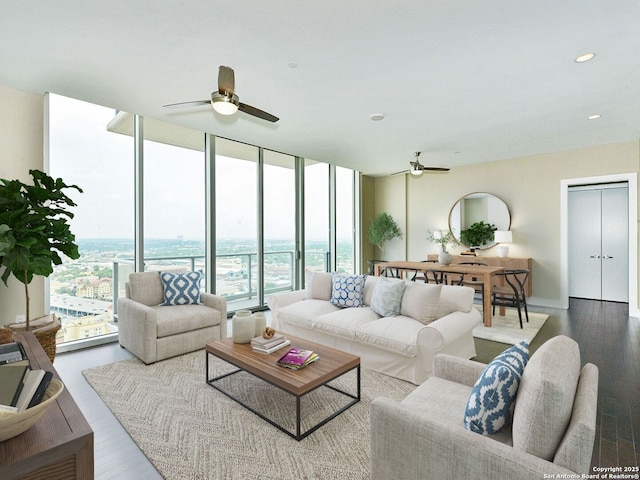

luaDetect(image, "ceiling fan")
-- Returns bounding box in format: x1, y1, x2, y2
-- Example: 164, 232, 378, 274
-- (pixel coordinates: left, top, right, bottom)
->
163, 65, 279, 123
393, 152, 450, 176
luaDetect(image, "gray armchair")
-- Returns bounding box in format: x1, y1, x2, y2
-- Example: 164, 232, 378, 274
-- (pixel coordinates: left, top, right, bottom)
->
118, 271, 227, 364
370, 335, 598, 480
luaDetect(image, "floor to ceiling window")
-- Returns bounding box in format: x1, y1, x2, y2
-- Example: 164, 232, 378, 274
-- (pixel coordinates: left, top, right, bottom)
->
263, 150, 296, 303
304, 160, 330, 272
48, 94, 134, 347
336, 166, 356, 274
142, 128, 205, 278
215, 138, 260, 310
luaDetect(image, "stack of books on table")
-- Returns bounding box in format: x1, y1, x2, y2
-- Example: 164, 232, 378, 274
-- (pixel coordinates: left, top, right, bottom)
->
276, 348, 319, 370
251, 333, 291, 354
0, 342, 54, 413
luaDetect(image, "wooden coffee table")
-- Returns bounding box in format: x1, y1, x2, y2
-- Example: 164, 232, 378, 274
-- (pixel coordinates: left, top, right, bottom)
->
205, 335, 360, 441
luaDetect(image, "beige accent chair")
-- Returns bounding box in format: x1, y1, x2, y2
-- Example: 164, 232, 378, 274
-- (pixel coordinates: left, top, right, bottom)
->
118, 271, 227, 364
371, 335, 598, 480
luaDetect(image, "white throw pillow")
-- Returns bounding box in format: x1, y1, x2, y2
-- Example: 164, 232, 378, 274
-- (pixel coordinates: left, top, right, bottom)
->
304, 270, 333, 300
400, 281, 442, 324
369, 277, 406, 317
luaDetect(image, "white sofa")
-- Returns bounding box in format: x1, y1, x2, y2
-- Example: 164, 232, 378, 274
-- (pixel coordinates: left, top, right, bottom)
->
268, 272, 482, 384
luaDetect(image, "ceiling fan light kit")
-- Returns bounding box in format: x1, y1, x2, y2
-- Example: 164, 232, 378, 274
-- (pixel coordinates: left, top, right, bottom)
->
409, 163, 423, 176
211, 92, 239, 115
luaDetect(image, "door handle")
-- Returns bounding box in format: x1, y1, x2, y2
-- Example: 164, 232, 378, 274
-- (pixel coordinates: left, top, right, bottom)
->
603, 255, 614, 259
589, 254, 601, 259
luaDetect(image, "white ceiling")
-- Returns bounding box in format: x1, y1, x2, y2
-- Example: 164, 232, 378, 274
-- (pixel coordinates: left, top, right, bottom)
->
1, 1, 639, 176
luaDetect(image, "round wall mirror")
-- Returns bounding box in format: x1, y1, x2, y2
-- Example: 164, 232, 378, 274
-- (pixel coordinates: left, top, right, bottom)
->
448, 192, 511, 249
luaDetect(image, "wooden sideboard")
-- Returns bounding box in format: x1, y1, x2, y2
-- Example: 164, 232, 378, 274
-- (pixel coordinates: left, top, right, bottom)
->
0, 332, 94, 480
427, 254, 533, 296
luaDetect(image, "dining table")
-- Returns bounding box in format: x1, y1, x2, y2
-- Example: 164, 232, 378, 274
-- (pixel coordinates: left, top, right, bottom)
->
372, 261, 505, 327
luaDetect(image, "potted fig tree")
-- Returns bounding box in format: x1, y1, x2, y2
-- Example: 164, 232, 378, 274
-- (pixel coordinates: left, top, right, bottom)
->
0, 170, 82, 359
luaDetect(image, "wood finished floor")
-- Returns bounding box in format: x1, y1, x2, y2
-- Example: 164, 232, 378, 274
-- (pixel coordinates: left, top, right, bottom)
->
54, 298, 639, 478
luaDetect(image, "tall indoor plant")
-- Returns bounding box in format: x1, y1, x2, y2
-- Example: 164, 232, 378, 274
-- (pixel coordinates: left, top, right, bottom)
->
368, 212, 403, 257
0, 170, 82, 330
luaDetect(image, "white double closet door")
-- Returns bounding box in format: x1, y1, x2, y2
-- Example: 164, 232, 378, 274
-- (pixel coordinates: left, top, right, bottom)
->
568, 183, 629, 302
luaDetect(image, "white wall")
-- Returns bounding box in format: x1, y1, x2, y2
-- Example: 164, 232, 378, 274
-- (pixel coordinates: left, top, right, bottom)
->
0, 84, 45, 325
373, 141, 640, 309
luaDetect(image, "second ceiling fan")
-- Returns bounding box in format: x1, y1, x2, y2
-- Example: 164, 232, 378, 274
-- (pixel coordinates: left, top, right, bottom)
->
163, 65, 279, 123
394, 152, 450, 176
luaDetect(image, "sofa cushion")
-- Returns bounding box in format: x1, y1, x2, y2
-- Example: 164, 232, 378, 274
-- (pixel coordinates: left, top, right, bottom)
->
159, 271, 202, 306
402, 376, 514, 446
400, 282, 442, 324
370, 277, 406, 317
277, 299, 342, 330
355, 316, 423, 357
330, 273, 367, 308
304, 270, 333, 300
154, 304, 220, 338
464, 342, 529, 435
436, 285, 475, 318
128, 271, 166, 306
512, 335, 581, 460
313, 307, 381, 341
362, 275, 378, 306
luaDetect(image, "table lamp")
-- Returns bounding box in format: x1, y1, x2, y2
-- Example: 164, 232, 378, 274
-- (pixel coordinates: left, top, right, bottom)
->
494, 230, 512, 257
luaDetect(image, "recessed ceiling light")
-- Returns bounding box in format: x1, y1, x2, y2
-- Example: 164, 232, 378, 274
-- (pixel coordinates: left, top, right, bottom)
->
588, 114, 601, 120
288, 61, 298, 69
575, 52, 596, 63
370, 113, 384, 121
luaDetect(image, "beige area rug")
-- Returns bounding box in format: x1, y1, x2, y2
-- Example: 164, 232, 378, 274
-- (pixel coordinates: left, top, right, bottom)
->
82, 351, 415, 480
472, 306, 549, 345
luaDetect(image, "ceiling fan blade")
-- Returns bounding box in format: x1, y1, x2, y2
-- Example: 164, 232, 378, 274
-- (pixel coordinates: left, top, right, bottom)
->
218, 66, 235, 96
163, 100, 210, 108
422, 167, 450, 172
238, 102, 279, 123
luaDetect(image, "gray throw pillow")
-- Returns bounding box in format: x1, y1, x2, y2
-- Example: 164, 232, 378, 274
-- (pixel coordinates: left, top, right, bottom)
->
369, 277, 406, 317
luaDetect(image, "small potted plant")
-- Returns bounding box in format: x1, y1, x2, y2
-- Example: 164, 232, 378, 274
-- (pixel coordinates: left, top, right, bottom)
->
427, 229, 459, 265
0, 170, 82, 360
460, 221, 497, 251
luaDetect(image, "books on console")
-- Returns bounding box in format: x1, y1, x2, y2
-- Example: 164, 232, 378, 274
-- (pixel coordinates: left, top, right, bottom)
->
276, 348, 319, 370
251, 334, 291, 354
0, 343, 54, 412
0, 341, 29, 366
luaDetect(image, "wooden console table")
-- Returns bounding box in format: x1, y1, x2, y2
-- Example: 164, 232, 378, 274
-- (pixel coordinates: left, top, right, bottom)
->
0, 332, 93, 480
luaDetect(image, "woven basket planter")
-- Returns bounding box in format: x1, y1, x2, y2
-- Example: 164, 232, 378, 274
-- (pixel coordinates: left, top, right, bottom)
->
8, 314, 61, 363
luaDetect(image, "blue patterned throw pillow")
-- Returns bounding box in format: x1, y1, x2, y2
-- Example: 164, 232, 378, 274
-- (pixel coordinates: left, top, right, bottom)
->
330, 273, 367, 308
464, 342, 529, 435
158, 271, 202, 306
